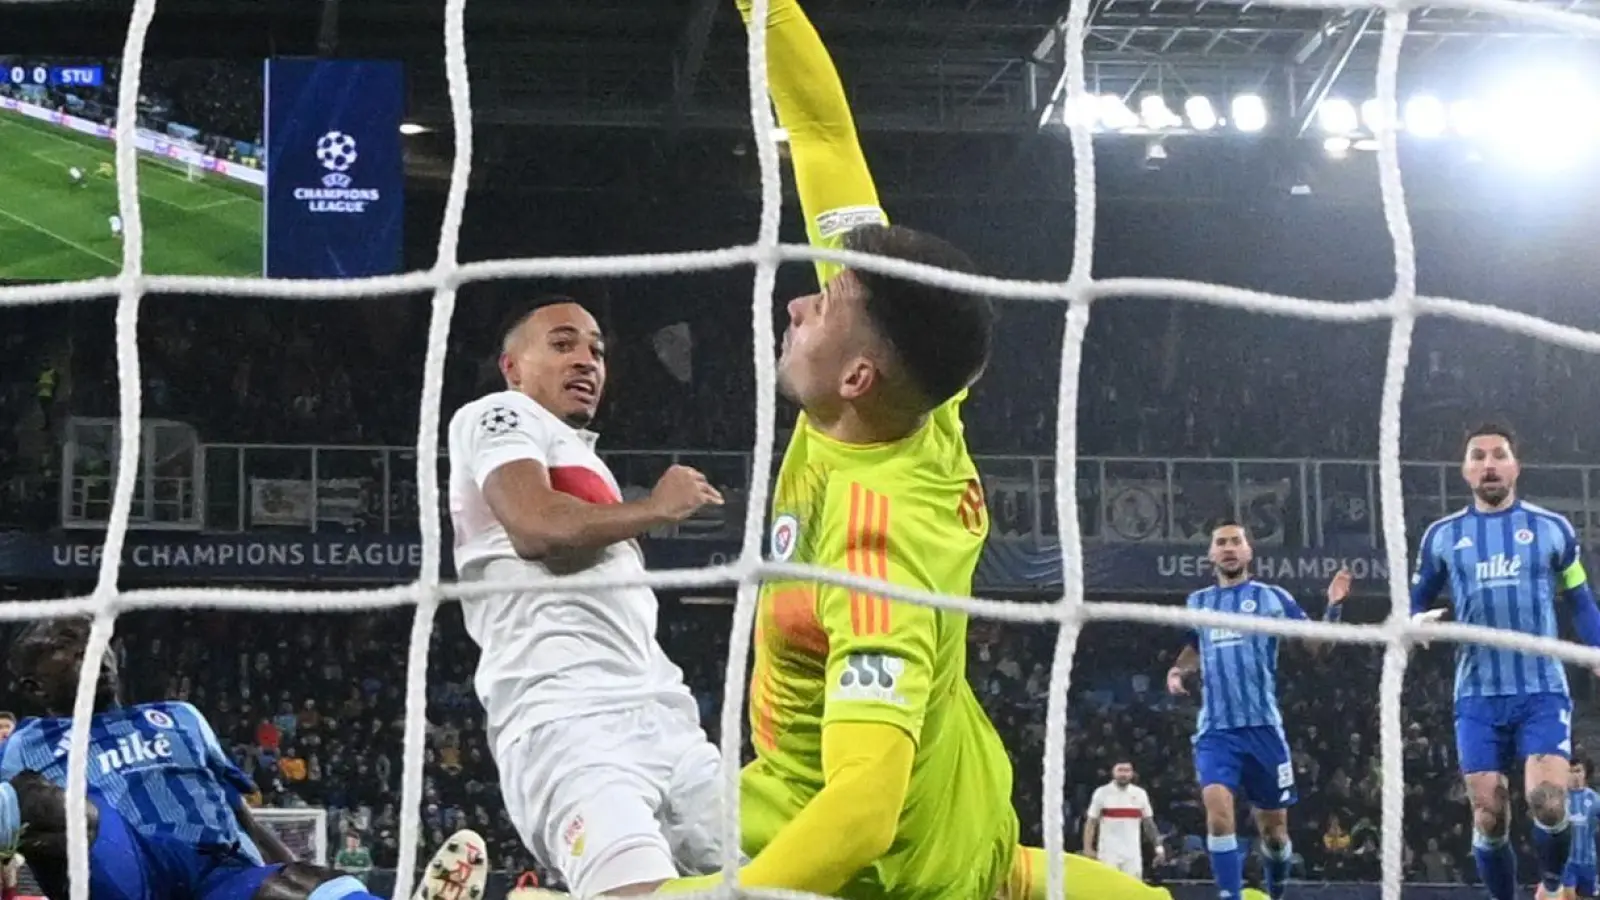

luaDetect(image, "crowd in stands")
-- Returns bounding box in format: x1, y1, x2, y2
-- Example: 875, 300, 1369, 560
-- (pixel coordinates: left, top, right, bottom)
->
5, 202, 1600, 891
8, 287, 1600, 492
0, 590, 1567, 890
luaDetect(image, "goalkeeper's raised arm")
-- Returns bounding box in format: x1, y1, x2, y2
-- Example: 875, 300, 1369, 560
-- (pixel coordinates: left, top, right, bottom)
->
735, 0, 887, 288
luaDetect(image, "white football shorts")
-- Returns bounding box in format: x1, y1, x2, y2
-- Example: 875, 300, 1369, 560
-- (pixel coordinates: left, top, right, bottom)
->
1101, 853, 1143, 880
497, 701, 728, 897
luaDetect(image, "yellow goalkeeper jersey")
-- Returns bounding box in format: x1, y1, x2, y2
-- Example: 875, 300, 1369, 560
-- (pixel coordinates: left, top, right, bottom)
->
741, 396, 1019, 900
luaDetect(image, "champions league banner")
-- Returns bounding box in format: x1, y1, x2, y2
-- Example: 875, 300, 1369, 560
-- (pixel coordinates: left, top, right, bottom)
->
0, 531, 1392, 594
979, 540, 1396, 595
0, 533, 740, 582
264, 59, 404, 279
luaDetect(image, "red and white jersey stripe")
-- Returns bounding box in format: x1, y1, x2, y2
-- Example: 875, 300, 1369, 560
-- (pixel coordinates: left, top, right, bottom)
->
448, 390, 696, 754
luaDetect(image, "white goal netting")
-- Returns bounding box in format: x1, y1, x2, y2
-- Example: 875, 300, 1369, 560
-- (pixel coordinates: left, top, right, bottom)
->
4, 0, 1600, 899
251, 808, 329, 867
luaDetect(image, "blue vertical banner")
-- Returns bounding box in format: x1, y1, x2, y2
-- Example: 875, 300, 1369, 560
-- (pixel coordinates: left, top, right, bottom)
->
264, 59, 404, 279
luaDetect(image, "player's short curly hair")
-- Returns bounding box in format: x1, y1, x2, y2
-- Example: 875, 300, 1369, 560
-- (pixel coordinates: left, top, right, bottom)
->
842, 225, 995, 411
1465, 421, 1517, 453
498, 294, 586, 350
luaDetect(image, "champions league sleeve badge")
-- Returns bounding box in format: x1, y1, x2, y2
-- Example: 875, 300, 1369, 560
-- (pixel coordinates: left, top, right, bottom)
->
480, 406, 520, 436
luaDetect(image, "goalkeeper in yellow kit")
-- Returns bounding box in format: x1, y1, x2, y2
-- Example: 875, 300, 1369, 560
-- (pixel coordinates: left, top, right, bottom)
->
655, 2, 1178, 899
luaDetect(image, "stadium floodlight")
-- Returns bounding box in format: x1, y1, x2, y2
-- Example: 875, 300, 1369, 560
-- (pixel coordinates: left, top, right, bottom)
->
1361, 98, 1395, 134
1097, 94, 1140, 130
1231, 94, 1267, 132
1057, 94, 1097, 128
1450, 99, 1485, 137
1138, 94, 1176, 129
1185, 96, 1217, 131
1323, 136, 1353, 158
1485, 72, 1597, 170
1404, 96, 1447, 138
1318, 99, 1359, 134
399, 122, 427, 135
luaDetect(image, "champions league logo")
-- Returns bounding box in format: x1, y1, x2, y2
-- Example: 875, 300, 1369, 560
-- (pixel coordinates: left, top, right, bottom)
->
317, 131, 359, 176
480, 406, 520, 435
292, 130, 382, 214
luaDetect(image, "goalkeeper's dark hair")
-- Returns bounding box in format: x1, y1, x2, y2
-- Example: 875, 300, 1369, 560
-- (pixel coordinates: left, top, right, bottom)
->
1212, 517, 1249, 536
842, 225, 994, 410
1465, 421, 1518, 454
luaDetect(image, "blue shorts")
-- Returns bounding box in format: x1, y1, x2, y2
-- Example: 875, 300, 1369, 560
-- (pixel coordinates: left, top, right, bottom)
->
88, 799, 282, 900
1193, 726, 1297, 810
1455, 692, 1572, 776
1565, 862, 1598, 897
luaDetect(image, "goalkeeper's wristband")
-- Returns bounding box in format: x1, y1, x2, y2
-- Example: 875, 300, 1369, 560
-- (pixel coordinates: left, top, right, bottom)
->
1323, 604, 1344, 623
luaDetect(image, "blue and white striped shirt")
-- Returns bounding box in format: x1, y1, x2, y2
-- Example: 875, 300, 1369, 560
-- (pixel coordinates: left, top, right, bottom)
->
0, 701, 260, 857
1186, 580, 1307, 736
1572, 788, 1600, 869
1412, 501, 1584, 699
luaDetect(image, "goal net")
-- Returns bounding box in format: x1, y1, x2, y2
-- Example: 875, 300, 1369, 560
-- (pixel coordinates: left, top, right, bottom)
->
4, 0, 1600, 899
251, 808, 330, 867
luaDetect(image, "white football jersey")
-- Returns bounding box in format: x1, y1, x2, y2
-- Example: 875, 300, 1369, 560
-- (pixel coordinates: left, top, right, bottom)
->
1088, 781, 1152, 859
447, 389, 696, 753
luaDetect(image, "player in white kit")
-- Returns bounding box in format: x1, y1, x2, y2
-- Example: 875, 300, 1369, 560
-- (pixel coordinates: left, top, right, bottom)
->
1083, 761, 1165, 880
446, 297, 730, 897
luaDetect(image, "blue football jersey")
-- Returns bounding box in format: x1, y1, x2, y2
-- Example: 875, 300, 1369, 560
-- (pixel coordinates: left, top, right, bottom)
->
1412, 501, 1584, 699
1571, 787, 1600, 869
0, 701, 259, 857
1186, 580, 1307, 736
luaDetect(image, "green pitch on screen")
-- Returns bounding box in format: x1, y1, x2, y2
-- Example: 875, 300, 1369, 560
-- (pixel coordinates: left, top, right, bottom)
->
0, 109, 262, 280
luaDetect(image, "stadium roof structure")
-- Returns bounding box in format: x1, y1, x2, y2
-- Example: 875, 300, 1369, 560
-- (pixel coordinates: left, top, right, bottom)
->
17, 0, 1600, 194
23, 0, 1600, 138
377, 0, 1600, 137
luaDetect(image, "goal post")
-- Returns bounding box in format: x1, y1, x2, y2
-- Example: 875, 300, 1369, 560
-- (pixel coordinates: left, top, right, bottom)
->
251, 808, 329, 866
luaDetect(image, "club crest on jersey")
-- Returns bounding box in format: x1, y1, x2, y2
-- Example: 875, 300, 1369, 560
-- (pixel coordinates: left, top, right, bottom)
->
143, 708, 174, 728
770, 514, 800, 562
1240, 598, 1257, 613
562, 815, 586, 857
1515, 528, 1534, 545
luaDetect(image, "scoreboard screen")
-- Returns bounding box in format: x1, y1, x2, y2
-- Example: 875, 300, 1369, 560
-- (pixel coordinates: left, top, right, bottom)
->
0, 56, 404, 282
6, 64, 104, 88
